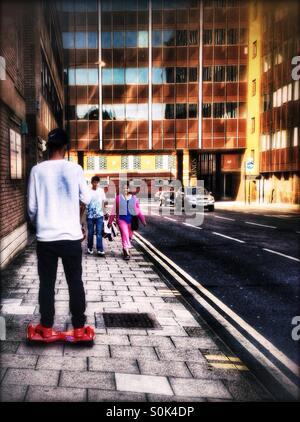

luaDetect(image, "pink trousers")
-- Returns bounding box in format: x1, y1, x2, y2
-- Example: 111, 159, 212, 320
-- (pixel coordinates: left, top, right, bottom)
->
118, 219, 133, 250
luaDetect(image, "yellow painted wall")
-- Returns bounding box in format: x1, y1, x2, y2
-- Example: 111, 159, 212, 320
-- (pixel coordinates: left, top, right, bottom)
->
237, 1, 262, 202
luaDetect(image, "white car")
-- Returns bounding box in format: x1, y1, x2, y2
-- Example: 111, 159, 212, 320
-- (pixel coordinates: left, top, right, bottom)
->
184, 187, 215, 212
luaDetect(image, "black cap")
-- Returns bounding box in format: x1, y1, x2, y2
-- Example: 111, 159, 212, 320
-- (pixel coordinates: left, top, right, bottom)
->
47, 128, 69, 149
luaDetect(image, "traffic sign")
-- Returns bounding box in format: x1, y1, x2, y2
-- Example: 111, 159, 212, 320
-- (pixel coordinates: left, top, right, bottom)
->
246, 160, 254, 170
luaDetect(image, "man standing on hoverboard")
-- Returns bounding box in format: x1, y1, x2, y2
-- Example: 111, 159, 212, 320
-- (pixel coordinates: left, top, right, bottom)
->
27, 128, 93, 342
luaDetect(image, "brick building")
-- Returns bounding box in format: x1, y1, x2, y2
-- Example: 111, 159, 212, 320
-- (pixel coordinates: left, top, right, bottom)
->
0, 1, 64, 268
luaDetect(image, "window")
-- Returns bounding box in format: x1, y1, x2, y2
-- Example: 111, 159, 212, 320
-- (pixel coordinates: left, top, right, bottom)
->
102, 68, 113, 85
102, 104, 125, 120
152, 30, 162, 47
251, 117, 255, 133
215, 29, 225, 45
226, 102, 238, 118
203, 29, 212, 45
155, 156, 163, 170
189, 104, 198, 118
75, 32, 86, 49
113, 31, 125, 48
87, 157, 95, 171
168, 155, 176, 169
138, 31, 148, 47
133, 156, 141, 170
176, 67, 187, 83
102, 32, 111, 48
165, 104, 174, 119
99, 157, 107, 170
227, 66, 238, 82
214, 66, 225, 82
62, 32, 74, 48
137, 104, 148, 120
293, 127, 299, 147
126, 104, 138, 120
176, 103, 187, 119
252, 79, 256, 96
203, 67, 212, 82
189, 30, 198, 45
164, 67, 175, 83
88, 69, 98, 85
176, 30, 187, 46
163, 30, 176, 46
126, 68, 138, 84
88, 32, 98, 48
68, 68, 99, 85
263, 94, 271, 112
252, 41, 257, 58
202, 103, 212, 118
121, 156, 129, 169
10, 129, 22, 179
152, 103, 164, 120
64, 32, 98, 49
126, 31, 137, 47
189, 68, 197, 82
113, 68, 125, 84
213, 103, 225, 118
138, 68, 148, 84
153, 67, 163, 84
76, 105, 99, 120
227, 28, 238, 45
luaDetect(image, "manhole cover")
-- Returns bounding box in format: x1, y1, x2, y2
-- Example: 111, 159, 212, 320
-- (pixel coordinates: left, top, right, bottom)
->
95, 313, 160, 329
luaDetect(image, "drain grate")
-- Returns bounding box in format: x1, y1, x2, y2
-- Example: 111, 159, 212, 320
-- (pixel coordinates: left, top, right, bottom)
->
95, 312, 160, 329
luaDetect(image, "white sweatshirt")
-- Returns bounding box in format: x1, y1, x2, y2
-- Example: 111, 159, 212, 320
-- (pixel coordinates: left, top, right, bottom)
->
28, 160, 91, 241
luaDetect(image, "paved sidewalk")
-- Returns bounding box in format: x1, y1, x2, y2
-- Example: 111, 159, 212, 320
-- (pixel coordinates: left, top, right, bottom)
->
215, 201, 299, 213
0, 236, 273, 402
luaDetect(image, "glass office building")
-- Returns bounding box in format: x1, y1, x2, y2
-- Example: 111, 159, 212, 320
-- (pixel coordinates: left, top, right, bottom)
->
58, 0, 299, 201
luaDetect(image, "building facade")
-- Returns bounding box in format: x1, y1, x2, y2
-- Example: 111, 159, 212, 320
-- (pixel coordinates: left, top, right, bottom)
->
59, 0, 249, 197
258, 0, 299, 204
60, 0, 299, 203
0, 1, 64, 268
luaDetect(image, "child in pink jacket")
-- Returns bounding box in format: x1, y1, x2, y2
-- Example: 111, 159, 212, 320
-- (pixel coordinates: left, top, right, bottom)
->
109, 182, 146, 260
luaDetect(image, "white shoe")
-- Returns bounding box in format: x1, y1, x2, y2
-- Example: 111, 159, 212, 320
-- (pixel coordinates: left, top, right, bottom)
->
87, 248, 93, 255
97, 250, 105, 257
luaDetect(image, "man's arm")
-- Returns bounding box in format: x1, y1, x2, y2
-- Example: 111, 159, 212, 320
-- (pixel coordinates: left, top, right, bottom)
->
78, 166, 92, 205
27, 168, 37, 225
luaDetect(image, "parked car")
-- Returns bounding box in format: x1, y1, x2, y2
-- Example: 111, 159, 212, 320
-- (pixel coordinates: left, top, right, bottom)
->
183, 187, 215, 211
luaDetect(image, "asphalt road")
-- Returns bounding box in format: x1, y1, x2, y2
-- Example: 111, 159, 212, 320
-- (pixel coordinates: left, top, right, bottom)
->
138, 204, 300, 367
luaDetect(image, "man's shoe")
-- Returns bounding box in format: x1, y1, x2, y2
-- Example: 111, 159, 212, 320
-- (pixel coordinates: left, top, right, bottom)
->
97, 250, 105, 257
87, 248, 93, 255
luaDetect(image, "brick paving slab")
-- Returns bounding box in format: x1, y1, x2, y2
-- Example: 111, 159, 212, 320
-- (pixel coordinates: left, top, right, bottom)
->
116, 373, 173, 395
3, 368, 59, 387
36, 356, 87, 371
0, 385, 27, 402
26, 386, 87, 402
60, 370, 115, 389
0, 240, 272, 402
88, 389, 146, 402
89, 357, 139, 374
138, 360, 192, 378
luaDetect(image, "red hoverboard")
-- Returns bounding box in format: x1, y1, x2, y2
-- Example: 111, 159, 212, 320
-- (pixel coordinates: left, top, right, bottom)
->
27, 324, 95, 345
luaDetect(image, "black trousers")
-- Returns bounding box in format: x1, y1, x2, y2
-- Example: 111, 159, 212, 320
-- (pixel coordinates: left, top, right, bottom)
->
37, 240, 86, 329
